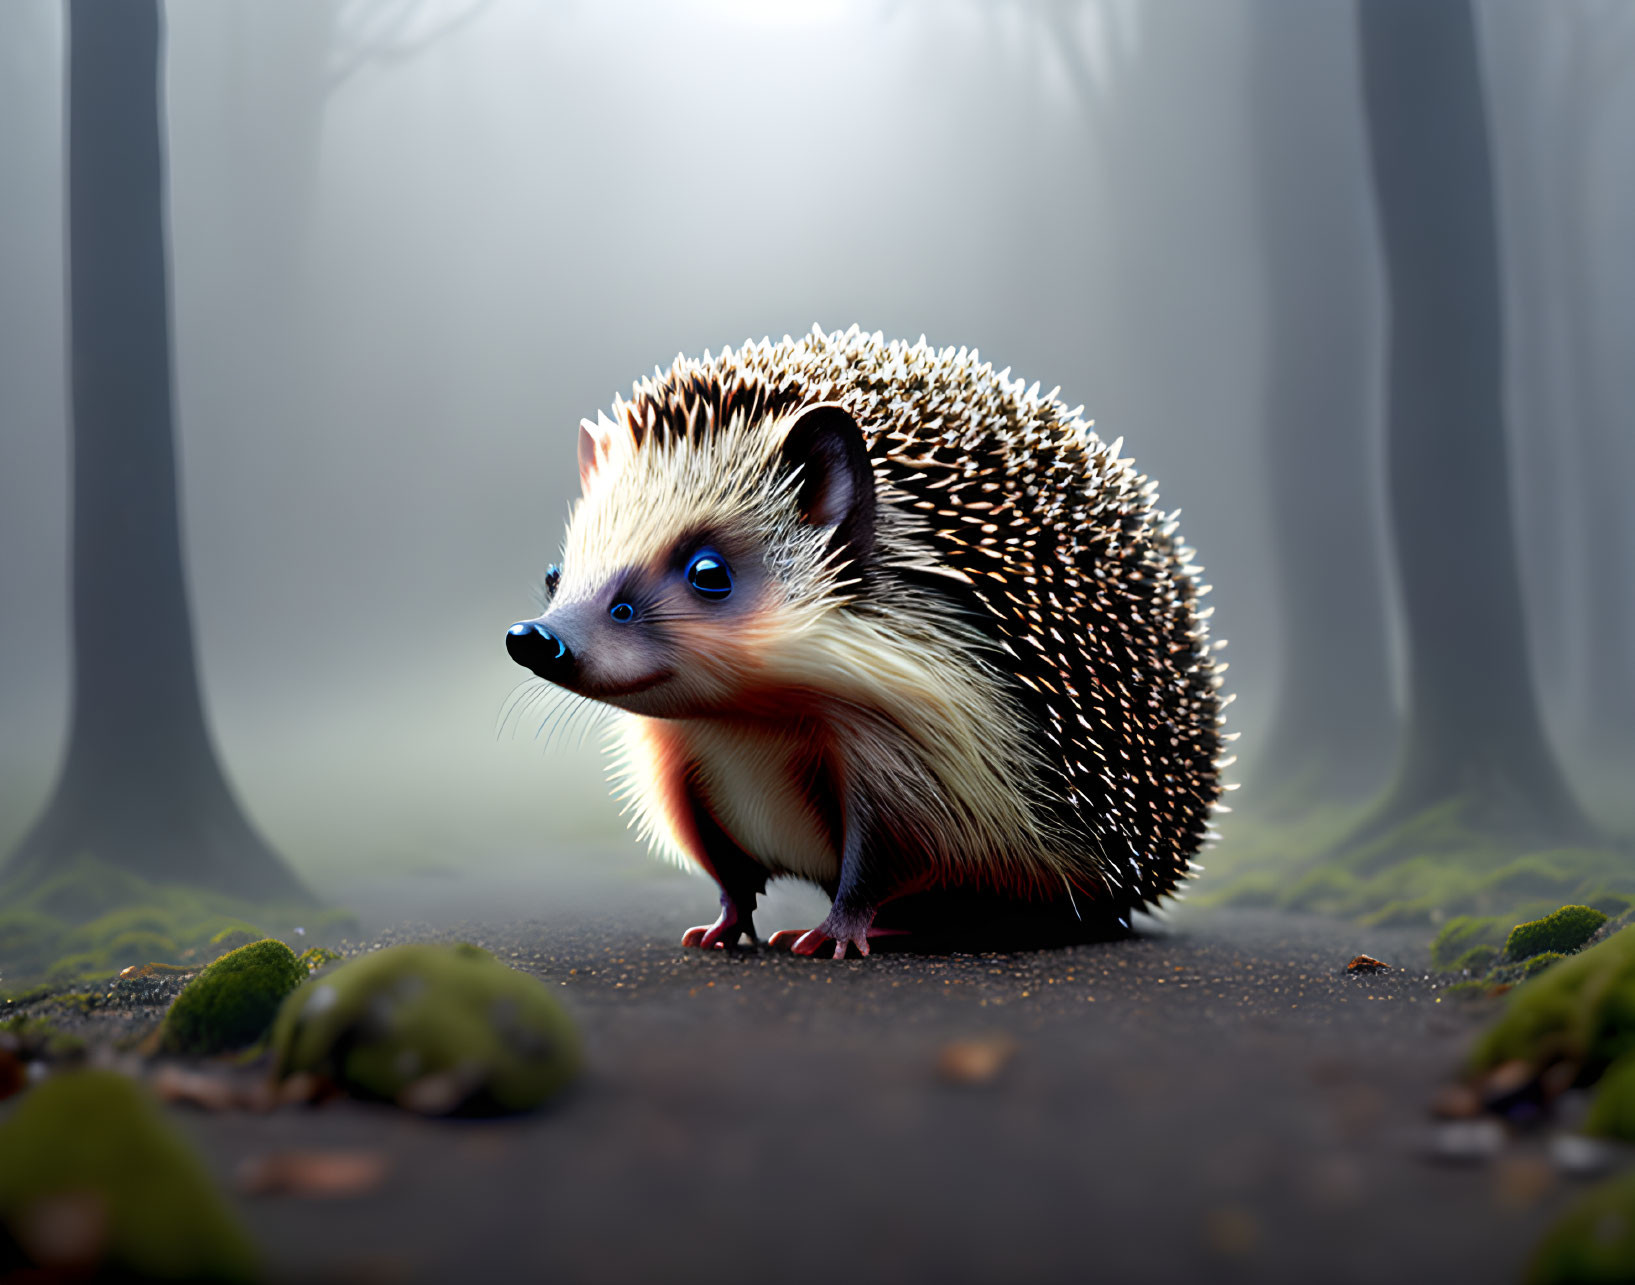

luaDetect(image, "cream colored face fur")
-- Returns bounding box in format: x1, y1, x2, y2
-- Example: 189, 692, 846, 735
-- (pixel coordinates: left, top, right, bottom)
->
543, 402, 1073, 897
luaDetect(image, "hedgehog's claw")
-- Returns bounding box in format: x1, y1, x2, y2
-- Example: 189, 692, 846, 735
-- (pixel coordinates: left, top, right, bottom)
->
681, 898, 757, 950
768, 915, 906, 960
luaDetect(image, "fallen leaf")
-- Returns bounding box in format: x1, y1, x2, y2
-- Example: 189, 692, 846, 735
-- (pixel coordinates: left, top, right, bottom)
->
1494, 1155, 1554, 1209
1204, 1204, 1259, 1257
1430, 1083, 1482, 1120
117, 962, 195, 980
152, 1065, 239, 1112
237, 1150, 388, 1199
15, 1192, 109, 1269
0, 1048, 25, 1102
937, 1036, 1017, 1085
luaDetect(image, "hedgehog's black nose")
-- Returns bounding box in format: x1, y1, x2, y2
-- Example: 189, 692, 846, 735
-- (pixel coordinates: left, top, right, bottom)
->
507, 621, 574, 682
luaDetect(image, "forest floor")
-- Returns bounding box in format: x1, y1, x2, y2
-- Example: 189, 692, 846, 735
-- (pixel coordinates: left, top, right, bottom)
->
8, 853, 1625, 1284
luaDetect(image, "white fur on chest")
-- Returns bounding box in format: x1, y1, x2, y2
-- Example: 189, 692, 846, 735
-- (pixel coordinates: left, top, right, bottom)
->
675, 720, 839, 883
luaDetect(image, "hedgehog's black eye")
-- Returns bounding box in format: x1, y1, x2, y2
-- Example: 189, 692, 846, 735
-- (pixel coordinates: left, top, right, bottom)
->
685, 551, 733, 602
609, 601, 635, 623
544, 564, 561, 598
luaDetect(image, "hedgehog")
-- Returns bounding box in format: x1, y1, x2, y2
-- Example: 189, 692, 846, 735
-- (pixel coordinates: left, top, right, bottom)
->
505, 326, 1229, 958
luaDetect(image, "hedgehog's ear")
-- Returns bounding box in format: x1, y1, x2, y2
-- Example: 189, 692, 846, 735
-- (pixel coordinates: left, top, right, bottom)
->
780, 403, 876, 567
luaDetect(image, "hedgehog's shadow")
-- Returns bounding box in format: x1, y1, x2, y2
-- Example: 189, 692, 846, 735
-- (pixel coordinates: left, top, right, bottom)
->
862, 890, 1138, 955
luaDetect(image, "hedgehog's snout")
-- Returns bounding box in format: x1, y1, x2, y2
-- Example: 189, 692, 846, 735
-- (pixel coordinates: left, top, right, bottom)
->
506, 620, 575, 684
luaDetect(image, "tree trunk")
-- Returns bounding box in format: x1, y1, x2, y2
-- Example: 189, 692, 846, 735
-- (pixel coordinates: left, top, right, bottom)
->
2, 0, 312, 904
1353, 0, 1590, 842
1247, 0, 1395, 806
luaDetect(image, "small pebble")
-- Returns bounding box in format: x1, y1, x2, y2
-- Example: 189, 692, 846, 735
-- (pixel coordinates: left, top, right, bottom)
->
1425, 1119, 1506, 1164
1550, 1133, 1617, 1178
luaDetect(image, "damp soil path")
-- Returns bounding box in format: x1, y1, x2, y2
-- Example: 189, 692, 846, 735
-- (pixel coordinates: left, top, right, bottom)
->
158, 870, 1593, 1283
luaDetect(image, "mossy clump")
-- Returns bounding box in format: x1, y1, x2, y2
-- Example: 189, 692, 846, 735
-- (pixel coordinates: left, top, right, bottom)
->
46, 952, 111, 985
1527, 1169, 1635, 1284
296, 946, 343, 973
0, 855, 357, 996
1522, 951, 1567, 978
1450, 944, 1500, 975
1469, 922, 1635, 1078
1433, 916, 1507, 971
0, 1070, 257, 1281
1506, 906, 1609, 962
272, 942, 581, 1114
1198, 793, 1635, 954
160, 938, 307, 1055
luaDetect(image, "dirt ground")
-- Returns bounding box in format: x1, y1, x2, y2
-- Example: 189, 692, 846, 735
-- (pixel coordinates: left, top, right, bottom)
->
8, 858, 1618, 1283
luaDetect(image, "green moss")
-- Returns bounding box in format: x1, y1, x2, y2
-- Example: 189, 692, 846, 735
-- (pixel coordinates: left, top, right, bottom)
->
1440, 979, 1493, 999
1198, 790, 1635, 962
1507, 906, 1610, 962
1433, 916, 1507, 971
2, 1014, 59, 1042
106, 929, 182, 963
1589, 894, 1635, 920
1527, 1169, 1635, 1284
47, 952, 112, 984
65, 906, 178, 951
1450, 944, 1500, 974
0, 1070, 257, 1281
12, 855, 157, 922
160, 939, 307, 1055
207, 926, 259, 957
1470, 924, 1635, 1077
48, 992, 103, 1016
296, 946, 342, 973
0, 858, 355, 995
0, 910, 67, 965
1522, 951, 1568, 978
272, 942, 581, 1114
1584, 1054, 1635, 1142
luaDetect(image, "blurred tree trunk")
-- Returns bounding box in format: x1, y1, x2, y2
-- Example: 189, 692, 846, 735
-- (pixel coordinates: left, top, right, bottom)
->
1482, 4, 1584, 724
1, 0, 311, 904
1353, 0, 1590, 843
1557, 6, 1635, 761
1247, 0, 1395, 807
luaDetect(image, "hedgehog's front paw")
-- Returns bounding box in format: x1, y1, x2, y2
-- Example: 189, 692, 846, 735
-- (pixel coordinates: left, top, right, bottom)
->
769, 909, 899, 960
681, 896, 757, 950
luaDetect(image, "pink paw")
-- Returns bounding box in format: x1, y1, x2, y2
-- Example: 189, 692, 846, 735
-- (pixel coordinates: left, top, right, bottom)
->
681, 904, 754, 950
768, 917, 906, 960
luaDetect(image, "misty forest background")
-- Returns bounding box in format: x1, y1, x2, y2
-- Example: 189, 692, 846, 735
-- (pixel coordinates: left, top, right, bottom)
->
0, 0, 1632, 939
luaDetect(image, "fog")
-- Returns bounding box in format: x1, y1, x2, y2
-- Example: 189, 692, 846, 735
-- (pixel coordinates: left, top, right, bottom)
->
1, 0, 1630, 899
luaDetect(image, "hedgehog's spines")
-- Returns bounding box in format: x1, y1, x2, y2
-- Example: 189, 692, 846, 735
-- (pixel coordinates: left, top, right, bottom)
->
585, 327, 1224, 918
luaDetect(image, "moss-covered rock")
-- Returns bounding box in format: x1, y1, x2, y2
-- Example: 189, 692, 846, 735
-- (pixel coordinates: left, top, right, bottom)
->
1507, 906, 1610, 962
272, 942, 581, 1114
1470, 922, 1635, 1077
0, 1070, 257, 1281
1527, 1169, 1635, 1284
160, 939, 307, 1055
